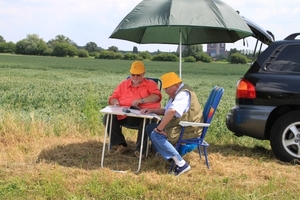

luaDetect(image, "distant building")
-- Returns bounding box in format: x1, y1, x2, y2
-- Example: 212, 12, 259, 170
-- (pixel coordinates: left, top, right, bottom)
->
206, 43, 226, 57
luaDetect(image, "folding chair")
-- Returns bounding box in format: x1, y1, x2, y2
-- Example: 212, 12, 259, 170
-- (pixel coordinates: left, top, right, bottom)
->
170, 86, 224, 171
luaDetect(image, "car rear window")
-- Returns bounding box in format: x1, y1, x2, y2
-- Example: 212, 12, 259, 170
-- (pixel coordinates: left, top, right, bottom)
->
268, 45, 300, 73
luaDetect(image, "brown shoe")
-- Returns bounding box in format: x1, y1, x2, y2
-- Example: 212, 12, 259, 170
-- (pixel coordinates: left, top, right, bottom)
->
114, 145, 129, 154
134, 150, 145, 159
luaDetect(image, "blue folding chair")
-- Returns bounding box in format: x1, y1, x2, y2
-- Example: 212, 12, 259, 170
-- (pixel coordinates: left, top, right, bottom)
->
170, 86, 224, 171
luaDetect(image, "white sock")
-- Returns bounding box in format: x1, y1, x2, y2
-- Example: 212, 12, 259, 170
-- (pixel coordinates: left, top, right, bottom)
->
172, 156, 186, 167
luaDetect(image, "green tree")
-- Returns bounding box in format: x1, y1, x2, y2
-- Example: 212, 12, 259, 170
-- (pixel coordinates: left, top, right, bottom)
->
0, 35, 5, 43
133, 46, 138, 54
15, 34, 47, 55
108, 46, 118, 52
124, 53, 139, 60
228, 48, 239, 57
51, 43, 78, 57
85, 42, 99, 53
47, 35, 77, 49
229, 52, 248, 64
194, 52, 212, 63
182, 44, 203, 57
184, 56, 196, 62
78, 49, 89, 58
95, 50, 124, 59
0, 42, 16, 53
215, 53, 228, 61
152, 53, 178, 62
138, 51, 152, 60
43, 47, 53, 56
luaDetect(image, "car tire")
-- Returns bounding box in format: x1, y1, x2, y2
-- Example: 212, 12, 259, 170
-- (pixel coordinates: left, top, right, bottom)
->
270, 110, 300, 162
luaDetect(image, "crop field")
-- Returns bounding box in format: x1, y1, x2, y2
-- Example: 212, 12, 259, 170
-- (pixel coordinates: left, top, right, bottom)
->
0, 54, 299, 199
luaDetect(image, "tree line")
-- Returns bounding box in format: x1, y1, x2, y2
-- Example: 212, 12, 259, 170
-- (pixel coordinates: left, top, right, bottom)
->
0, 34, 252, 64
0, 34, 101, 58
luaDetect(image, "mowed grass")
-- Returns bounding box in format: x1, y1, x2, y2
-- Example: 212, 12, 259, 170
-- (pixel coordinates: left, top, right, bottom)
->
0, 54, 299, 199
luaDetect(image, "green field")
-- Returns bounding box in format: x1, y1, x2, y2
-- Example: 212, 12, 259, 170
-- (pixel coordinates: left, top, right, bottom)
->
0, 54, 299, 199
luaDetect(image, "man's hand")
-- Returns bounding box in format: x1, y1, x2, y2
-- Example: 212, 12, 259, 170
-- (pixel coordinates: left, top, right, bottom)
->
132, 99, 143, 106
155, 128, 167, 136
110, 99, 120, 106
140, 108, 151, 114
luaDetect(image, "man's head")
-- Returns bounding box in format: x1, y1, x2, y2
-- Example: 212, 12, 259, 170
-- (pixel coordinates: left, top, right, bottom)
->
129, 61, 145, 85
161, 72, 182, 97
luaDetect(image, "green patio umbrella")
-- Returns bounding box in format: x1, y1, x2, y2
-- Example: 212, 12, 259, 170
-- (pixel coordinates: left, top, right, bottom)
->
109, 0, 253, 78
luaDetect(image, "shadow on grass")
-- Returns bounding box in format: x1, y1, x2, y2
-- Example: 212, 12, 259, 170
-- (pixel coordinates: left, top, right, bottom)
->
37, 140, 170, 173
37, 138, 290, 172
208, 142, 276, 160
207, 143, 300, 165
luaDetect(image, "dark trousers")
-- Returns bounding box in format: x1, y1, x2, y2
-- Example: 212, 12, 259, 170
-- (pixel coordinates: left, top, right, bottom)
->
103, 114, 151, 153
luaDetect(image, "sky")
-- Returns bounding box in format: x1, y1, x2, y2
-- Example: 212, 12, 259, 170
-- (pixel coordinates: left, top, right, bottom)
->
0, 0, 299, 53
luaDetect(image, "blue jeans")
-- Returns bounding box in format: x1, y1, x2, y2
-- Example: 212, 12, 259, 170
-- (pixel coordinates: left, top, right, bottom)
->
146, 123, 183, 161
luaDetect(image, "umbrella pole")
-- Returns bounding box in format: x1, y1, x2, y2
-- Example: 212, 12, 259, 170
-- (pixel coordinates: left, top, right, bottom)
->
179, 28, 182, 79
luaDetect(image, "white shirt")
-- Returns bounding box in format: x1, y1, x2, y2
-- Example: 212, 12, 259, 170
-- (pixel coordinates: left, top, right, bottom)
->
164, 83, 190, 117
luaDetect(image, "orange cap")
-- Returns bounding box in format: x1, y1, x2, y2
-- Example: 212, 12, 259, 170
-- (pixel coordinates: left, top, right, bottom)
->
129, 61, 145, 74
161, 72, 182, 89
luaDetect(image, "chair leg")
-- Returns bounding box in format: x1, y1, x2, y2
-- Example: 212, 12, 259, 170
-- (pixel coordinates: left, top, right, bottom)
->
169, 160, 175, 173
203, 146, 210, 169
197, 145, 202, 159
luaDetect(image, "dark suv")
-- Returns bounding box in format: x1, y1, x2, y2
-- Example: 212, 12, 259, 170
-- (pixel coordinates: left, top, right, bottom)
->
226, 32, 300, 162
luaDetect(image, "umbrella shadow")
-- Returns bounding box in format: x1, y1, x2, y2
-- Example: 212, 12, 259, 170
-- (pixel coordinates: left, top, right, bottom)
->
37, 140, 104, 170
37, 140, 169, 172
37, 139, 285, 171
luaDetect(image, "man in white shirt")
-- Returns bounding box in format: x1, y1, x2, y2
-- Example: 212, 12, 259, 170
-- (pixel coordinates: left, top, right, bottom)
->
141, 72, 203, 176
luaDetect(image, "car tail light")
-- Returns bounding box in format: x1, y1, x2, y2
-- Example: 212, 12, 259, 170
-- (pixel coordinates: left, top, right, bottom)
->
236, 79, 256, 99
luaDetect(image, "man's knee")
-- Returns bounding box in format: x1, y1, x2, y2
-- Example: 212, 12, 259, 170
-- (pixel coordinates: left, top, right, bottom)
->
146, 123, 157, 136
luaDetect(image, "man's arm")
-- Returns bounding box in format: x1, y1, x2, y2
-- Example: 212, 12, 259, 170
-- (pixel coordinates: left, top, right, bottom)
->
141, 108, 165, 115
136, 93, 160, 105
156, 108, 176, 130
108, 80, 127, 106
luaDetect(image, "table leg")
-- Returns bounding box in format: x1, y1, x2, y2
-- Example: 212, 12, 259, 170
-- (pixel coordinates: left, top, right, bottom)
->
108, 114, 113, 152
100, 112, 151, 173
101, 114, 112, 168
135, 118, 146, 173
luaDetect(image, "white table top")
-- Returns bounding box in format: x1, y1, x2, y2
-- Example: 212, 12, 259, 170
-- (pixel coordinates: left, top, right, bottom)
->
100, 105, 161, 120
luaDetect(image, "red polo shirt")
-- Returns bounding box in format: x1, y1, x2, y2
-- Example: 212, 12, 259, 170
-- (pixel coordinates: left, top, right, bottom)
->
109, 78, 162, 120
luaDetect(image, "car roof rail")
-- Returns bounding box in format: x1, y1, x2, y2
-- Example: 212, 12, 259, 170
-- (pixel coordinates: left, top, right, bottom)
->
284, 33, 300, 40
266, 30, 275, 41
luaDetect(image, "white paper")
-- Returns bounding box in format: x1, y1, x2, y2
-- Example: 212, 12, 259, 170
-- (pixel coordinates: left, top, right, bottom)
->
128, 109, 161, 120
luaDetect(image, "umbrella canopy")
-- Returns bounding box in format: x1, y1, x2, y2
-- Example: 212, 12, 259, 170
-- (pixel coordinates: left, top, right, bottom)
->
109, 0, 253, 77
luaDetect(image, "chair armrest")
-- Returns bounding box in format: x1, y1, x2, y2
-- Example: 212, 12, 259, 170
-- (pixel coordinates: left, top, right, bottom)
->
179, 121, 210, 127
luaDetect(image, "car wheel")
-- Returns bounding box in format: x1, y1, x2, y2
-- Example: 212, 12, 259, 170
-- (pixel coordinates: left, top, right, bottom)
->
270, 110, 300, 162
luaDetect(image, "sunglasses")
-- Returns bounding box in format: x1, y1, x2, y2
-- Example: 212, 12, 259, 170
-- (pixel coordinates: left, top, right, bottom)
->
131, 74, 142, 77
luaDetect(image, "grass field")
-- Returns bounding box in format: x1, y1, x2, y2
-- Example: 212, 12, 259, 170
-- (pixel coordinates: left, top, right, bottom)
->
0, 54, 299, 199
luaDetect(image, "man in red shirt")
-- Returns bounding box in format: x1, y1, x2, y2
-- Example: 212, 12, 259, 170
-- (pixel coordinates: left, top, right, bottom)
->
105, 61, 162, 158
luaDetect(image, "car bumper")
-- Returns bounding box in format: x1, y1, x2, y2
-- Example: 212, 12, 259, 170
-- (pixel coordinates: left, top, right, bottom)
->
226, 105, 275, 140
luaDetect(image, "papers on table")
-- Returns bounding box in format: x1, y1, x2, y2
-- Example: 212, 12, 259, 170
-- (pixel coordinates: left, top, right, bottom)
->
100, 106, 161, 121
125, 108, 161, 120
